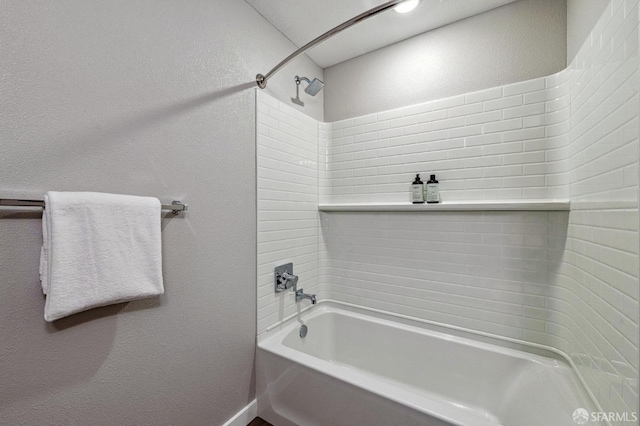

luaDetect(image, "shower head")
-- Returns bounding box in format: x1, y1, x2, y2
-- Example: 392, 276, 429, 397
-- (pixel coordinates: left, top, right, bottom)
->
295, 76, 325, 96
304, 78, 324, 96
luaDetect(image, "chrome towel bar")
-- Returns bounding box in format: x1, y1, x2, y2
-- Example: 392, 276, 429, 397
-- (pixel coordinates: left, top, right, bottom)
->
0, 198, 188, 215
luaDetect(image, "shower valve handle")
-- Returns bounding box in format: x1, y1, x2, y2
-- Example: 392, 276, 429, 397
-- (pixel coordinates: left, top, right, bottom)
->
275, 264, 298, 293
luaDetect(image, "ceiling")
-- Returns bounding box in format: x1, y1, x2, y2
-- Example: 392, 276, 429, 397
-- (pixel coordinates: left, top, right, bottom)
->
246, 0, 520, 68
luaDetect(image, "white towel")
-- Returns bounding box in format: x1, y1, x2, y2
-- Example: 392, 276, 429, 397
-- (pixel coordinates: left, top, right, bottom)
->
40, 191, 164, 322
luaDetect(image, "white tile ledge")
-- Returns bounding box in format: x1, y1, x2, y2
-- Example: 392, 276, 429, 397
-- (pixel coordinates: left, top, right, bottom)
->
570, 200, 637, 210
318, 200, 571, 212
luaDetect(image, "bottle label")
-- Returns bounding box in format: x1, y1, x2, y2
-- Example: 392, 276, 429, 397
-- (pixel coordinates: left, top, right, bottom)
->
412, 184, 424, 202
426, 183, 439, 203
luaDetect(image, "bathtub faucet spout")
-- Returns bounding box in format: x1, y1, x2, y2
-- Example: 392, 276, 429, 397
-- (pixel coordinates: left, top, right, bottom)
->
295, 289, 316, 305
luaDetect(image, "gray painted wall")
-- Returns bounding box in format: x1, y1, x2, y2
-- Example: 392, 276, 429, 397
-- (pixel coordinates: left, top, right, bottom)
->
567, 0, 610, 63
323, 0, 567, 121
0, 1, 321, 425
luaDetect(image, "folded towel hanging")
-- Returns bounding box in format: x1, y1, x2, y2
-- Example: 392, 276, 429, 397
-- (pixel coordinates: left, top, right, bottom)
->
40, 191, 164, 322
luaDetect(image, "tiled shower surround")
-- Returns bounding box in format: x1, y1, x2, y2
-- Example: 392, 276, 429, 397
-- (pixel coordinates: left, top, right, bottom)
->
257, 0, 639, 418
256, 93, 325, 333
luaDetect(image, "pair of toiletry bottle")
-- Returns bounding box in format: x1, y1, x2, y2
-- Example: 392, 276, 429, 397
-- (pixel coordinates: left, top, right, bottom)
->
412, 174, 440, 204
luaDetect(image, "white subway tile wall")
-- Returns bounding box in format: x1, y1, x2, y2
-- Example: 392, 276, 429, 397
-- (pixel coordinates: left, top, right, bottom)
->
256, 0, 639, 417
256, 91, 325, 334
559, 208, 639, 416
559, 0, 640, 417
319, 210, 568, 341
320, 72, 572, 204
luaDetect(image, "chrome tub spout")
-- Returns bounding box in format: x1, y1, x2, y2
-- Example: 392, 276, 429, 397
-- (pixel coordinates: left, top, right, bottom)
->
295, 289, 316, 305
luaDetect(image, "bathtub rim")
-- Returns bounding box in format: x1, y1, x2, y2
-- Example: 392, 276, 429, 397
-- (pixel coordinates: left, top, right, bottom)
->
259, 306, 500, 426
259, 299, 605, 418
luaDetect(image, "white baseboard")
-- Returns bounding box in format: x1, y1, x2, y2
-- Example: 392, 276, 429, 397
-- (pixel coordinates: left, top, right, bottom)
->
222, 399, 258, 426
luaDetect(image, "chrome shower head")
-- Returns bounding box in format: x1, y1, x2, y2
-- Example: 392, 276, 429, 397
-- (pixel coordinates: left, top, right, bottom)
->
295, 76, 325, 96
304, 78, 324, 96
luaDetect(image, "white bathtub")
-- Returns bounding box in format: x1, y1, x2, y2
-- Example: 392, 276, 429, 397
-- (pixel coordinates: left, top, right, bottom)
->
256, 302, 601, 426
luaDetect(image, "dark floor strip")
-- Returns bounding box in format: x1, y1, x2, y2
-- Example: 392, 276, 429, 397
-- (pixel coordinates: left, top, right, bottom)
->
247, 416, 273, 426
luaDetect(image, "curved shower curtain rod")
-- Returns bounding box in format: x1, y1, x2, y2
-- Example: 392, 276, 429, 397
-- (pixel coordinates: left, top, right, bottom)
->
256, 0, 405, 89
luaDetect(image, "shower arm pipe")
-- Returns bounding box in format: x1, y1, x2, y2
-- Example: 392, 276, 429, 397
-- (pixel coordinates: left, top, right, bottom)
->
256, 0, 405, 89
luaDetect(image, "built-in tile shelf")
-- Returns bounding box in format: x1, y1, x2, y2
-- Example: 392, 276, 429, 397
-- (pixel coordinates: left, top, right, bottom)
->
318, 200, 571, 212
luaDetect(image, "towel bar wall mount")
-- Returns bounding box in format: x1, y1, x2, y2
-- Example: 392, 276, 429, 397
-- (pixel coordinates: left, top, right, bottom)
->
0, 198, 188, 215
